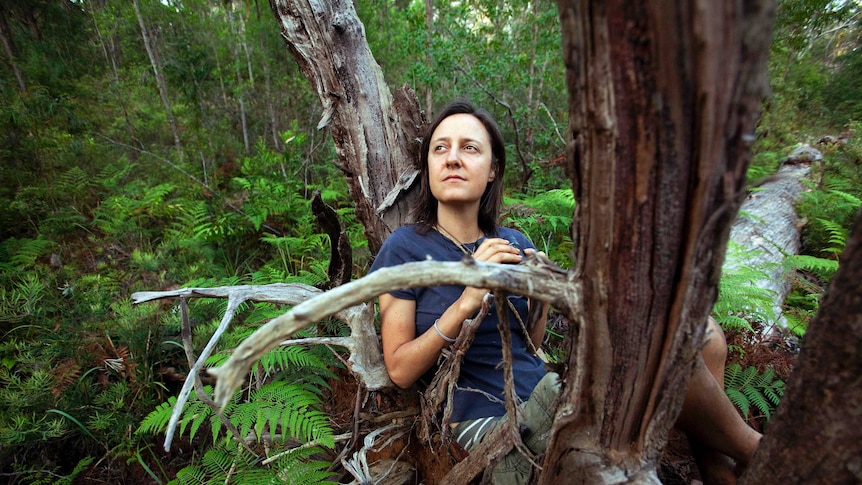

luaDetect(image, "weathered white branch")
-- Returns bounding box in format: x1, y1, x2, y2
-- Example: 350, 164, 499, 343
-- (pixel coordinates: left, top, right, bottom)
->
132, 282, 384, 451
209, 259, 574, 410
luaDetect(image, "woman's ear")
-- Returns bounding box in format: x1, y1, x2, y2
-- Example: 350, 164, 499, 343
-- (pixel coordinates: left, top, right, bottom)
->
488, 163, 496, 182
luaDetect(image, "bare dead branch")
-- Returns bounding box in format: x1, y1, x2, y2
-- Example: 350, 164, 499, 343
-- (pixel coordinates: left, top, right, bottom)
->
208, 259, 574, 411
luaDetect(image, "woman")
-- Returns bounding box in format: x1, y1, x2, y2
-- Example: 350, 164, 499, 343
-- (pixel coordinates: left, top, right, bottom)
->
369, 99, 556, 484
369, 99, 760, 484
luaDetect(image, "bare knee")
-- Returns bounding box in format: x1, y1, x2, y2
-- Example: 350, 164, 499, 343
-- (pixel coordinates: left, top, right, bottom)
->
701, 317, 727, 386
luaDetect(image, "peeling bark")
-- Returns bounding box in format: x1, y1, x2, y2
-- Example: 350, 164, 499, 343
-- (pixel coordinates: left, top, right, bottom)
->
543, 1, 774, 482
268, 0, 424, 253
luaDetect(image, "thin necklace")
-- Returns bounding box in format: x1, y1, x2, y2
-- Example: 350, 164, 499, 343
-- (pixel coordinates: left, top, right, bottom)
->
435, 223, 481, 255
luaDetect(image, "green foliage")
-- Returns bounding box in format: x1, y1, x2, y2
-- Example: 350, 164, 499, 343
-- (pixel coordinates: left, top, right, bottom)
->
168, 443, 335, 485
724, 363, 785, 422
713, 243, 780, 334
503, 189, 575, 268
0, 0, 859, 480
798, 183, 862, 258
139, 379, 336, 480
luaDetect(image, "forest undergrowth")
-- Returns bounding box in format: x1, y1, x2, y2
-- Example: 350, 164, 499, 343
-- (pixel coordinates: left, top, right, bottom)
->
1, 0, 861, 483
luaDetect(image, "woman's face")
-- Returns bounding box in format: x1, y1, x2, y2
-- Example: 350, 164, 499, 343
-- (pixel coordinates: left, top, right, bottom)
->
427, 113, 495, 207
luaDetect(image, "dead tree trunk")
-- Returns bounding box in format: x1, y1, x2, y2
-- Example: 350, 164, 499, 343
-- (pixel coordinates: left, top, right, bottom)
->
542, 2, 774, 482
268, 0, 425, 254
740, 210, 862, 484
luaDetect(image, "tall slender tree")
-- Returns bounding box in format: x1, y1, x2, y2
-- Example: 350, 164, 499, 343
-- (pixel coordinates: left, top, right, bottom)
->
133, 0, 184, 162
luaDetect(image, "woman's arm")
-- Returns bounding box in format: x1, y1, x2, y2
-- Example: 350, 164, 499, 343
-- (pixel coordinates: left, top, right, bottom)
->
379, 292, 479, 389
380, 237, 523, 389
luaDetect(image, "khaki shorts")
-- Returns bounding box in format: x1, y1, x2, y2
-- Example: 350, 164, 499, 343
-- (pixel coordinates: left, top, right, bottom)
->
451, 372, 560, 485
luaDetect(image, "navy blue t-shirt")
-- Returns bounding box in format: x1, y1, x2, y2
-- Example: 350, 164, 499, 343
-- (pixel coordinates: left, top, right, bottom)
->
369, 224, 547, 422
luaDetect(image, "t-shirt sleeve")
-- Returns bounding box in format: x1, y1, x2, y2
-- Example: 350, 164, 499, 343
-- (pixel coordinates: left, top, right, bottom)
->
368, 228, 417, 301
500, 227, 536, 253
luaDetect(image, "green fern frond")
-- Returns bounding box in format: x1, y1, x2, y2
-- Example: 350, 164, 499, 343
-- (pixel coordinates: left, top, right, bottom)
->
725, 388, 750, 418
201, 445, 239, 479
763, 380, 785, 405
273, 446, 337, 484
827, 188, 861, 208
4, 237, 56, 269
138, 396, 178, 436
742, 386, 772, 418
816, 217, 849, 254
180, 400, 214, 441
55, 166, 92, 197
786, 254, 839, 278
259, 346, 329, 376
724, 363, 784, 422
170, 464, 206, 485
96, 159, 136, 191
238, 381, 334, 448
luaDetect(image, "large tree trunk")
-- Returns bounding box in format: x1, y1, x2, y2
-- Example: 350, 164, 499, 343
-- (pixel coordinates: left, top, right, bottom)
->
269, 0, 425, 254
542, 1, 774, 482
740, 210, 862, 484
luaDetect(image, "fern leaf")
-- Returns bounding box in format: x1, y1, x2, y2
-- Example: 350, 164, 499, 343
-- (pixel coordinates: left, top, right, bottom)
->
275, 447, 337, 484
725, 388, 750, 418
171, 465, 207, 485
742, 386, 772, 419
137, 397, 177, 436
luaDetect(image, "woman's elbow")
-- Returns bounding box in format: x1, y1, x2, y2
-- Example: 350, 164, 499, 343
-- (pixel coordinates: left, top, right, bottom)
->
385, 366, 415, 389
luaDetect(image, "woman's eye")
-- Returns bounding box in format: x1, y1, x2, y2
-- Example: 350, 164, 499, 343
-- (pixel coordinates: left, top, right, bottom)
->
464, 145, 477, 152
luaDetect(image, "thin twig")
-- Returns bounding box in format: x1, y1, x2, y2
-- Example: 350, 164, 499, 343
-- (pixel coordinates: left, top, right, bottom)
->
179, 298, 257, 456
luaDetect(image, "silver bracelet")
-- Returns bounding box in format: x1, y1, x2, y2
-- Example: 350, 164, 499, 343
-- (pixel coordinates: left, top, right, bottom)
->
433, 319, 456, 343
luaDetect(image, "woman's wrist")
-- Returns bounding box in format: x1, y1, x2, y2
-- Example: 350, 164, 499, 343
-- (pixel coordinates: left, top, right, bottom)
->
432, 319, 456, 343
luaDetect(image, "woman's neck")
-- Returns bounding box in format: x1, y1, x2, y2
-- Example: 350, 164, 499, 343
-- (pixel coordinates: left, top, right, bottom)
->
436, 205, 483, 243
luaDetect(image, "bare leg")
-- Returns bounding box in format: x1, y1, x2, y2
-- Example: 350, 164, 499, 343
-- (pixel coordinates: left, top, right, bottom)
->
676, 318, 762, 484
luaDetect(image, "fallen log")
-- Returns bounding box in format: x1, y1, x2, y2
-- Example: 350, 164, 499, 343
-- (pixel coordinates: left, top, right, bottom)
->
722, 144, 818, 332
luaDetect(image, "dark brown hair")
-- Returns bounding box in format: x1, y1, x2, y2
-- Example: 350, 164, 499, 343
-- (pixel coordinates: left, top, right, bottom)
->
412, 99, 506, 236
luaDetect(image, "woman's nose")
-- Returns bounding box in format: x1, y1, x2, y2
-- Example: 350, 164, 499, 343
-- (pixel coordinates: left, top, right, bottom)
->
445, 148, 461, 166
